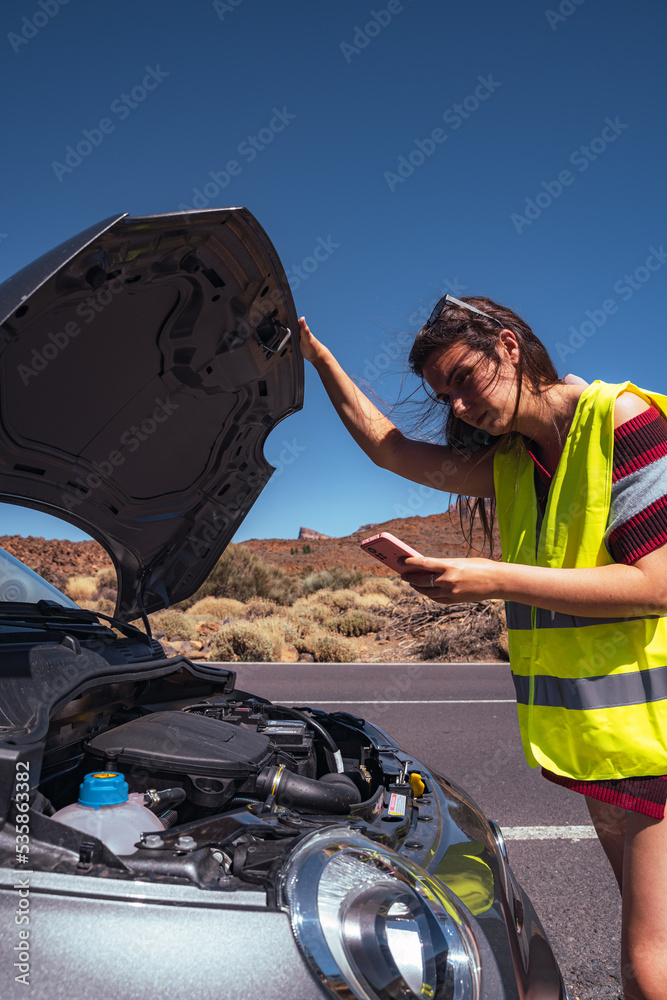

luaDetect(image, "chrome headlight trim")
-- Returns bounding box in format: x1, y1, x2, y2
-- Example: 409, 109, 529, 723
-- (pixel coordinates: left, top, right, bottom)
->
487, 821, 507, 861
279, 829, 481, 1000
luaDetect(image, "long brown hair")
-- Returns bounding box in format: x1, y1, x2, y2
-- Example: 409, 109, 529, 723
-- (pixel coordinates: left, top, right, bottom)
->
408, 296, 560, 553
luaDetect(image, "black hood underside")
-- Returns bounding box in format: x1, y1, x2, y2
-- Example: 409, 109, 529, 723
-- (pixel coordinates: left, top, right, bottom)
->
0, 209, 303, 620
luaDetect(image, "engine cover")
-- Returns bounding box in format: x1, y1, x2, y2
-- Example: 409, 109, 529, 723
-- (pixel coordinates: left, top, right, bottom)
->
87, 712, 274, 778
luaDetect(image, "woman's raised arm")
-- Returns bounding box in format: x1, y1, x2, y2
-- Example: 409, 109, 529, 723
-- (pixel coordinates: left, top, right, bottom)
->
299, 317, 495, 499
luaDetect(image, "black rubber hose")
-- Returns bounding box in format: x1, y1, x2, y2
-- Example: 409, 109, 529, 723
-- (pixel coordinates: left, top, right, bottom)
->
256, 766, 361, 813
159, 809, 179, 829
277, 705, 344, 773
144, 787, 186, 811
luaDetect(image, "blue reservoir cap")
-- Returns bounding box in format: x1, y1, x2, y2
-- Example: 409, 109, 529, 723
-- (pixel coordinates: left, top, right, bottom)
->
78, 772, 129, 808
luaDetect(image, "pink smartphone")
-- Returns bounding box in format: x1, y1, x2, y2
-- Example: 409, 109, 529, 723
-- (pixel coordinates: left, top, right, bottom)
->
360, 531, 423, 573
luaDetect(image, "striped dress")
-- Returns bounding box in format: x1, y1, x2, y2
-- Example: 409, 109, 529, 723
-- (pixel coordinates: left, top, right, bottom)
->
530, 403, 667, 818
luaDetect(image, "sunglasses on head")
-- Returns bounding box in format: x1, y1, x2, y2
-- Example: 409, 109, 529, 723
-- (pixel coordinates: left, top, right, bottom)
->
425, 294, 504, 329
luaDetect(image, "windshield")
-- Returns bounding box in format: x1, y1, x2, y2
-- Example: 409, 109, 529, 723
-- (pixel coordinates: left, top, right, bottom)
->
0, 547, 79, 608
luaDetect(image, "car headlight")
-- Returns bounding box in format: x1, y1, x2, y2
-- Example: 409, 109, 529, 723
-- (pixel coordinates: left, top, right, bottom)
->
280, 829, 481, 1000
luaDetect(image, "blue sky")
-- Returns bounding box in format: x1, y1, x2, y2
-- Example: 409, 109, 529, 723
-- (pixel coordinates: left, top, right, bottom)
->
0, 0, 666, 543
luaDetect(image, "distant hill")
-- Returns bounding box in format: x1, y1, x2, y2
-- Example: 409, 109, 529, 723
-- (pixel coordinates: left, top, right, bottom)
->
0, 508, 498, 585
0, 534, 112, 583
241, 509, 499, 576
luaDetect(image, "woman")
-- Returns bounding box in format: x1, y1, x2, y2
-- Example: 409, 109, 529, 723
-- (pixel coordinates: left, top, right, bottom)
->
299, 295, 667, 1000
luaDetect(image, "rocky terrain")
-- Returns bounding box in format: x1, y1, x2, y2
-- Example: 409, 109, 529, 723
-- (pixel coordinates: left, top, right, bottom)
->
0, 534, 112, 591
0, 509, 506, 664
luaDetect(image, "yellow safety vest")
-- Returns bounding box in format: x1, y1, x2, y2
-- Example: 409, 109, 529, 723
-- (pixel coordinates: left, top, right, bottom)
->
494, 380, 667, 781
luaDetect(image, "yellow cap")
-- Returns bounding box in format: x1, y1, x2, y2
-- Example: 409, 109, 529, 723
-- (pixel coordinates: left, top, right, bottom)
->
409, 772, 426, 797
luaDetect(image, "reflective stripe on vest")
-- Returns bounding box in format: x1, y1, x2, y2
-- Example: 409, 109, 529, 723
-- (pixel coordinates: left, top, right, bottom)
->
512, 663, 667, 710
505, 601, 667, 631
494, 380, 667, 780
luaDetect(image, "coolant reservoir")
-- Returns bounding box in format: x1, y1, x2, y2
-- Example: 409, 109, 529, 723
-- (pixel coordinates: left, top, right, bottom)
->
52, 772, 164, 855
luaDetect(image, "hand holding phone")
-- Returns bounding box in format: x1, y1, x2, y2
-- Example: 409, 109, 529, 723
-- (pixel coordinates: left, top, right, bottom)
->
360, 531, 423, 574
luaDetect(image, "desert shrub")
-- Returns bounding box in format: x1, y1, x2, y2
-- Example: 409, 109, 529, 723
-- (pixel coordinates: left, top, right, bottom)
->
316, 589, 358, 612
66, 575, 99, 603
292, 628, 320, 653
87, 598, 116, 617
333, 609, 386, 637
299, 567, 364, 595
353, 592, 393, 608
250, 615, 301, 659
186, 596, 246, 619
357, 575, 406, 598
310, 633, 353, 663
151, 610, 199, 642
209, 622, 274, 662
289, 595, 331, 625
181, 544, 298, 607
95, 567, 118, 589
244, 598, 280, 620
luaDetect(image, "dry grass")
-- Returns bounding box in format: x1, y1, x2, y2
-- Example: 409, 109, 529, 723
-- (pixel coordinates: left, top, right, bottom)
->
251, 616, 300, 659
309, 632, 355, 663
210, 622, 274, 662
243, 597, 281, 619
61, 550, 507, 663
353, 591, 393, 608
289, 595, 331, 625
95, 567, 117, 590
356, 575, 407, 598
66, 575, 99, 603
84, 597, 115, 617
150, 610, 199, 642
332, 608, 386, 637
186, 596, 247, 619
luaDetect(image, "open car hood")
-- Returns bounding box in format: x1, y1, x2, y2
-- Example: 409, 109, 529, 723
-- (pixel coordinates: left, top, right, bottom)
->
0, 209, 303, 621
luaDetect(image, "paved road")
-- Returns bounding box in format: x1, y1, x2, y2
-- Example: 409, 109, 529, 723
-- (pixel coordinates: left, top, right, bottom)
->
231, 661, 624, 1000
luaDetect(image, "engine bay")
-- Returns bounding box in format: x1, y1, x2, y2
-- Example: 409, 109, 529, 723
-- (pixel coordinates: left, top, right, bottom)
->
4, 667, 436, 897
40, 695, 379, 823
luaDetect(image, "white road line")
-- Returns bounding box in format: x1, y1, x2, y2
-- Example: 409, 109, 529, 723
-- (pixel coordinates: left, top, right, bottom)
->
503, 825, 597, 842
281, 699, 516, 705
